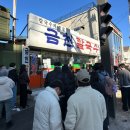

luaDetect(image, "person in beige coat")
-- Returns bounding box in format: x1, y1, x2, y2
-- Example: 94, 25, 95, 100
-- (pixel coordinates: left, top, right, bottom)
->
64, 69, 106, 130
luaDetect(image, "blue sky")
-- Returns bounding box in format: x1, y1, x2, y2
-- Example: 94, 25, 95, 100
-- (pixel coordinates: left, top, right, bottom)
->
0, 0, 129, 46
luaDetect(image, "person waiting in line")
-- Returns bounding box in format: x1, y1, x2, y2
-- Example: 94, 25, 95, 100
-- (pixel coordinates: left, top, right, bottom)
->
118, 63, 130, 111
19, 64, 30, 109
33, 80, 63, 130
0, 68, 15, 128
64, 69, 106, 130
90, 63, 110, 130
61, 64, 76, 121
8, 62, 18, 109
44, 62, 64, 87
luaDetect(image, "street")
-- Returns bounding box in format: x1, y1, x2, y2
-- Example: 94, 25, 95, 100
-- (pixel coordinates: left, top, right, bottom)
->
0, 90, 130, 130
0, 107, 34, 130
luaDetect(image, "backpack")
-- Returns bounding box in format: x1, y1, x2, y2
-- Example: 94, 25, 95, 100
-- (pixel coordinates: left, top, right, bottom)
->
104, 75, 117, 96
90, 71, 106, 96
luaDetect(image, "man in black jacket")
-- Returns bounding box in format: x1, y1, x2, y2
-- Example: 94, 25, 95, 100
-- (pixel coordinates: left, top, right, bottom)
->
8, 63, 18, 108
44, 62, 64, 87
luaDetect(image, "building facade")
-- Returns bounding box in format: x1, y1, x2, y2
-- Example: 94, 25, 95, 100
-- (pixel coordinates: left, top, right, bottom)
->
109, 23, 124, 66
123, 46, 130, 64
56, 2, 124, 67
25, 12, 100, 88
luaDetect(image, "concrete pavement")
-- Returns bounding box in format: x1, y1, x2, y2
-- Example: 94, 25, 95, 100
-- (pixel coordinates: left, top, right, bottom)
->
109, 90, 130, 130
0, 89, 130, 130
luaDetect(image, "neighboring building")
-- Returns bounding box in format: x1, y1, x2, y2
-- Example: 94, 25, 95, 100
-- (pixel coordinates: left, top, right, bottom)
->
123, 46, 130, 64
109, 22, 124, 66
55, 2, 100, 64
54, 2, 99, 41
56, 2, 124, 66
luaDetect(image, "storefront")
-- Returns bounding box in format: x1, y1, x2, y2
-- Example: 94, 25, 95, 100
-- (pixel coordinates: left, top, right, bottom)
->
23, 13, 100, 89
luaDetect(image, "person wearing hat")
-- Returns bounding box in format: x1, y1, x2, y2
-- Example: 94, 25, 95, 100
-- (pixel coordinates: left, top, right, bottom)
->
64, 69, 107, 130
33, 80, 63, 130
0, 68, 15, 128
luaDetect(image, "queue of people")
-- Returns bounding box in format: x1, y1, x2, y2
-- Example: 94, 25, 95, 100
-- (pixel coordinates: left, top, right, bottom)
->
33, 62, 130, 130
33, 62, 111, 130
0, 63, 30, 128
1, 61, 130, 130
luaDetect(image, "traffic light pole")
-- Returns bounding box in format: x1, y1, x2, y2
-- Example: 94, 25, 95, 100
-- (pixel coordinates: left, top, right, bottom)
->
97, 0, 116, 119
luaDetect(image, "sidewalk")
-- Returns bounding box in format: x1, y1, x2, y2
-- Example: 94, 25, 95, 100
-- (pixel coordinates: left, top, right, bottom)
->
1, 89, 130, 130
109, 90, 130, 130
28, 89, 130, 130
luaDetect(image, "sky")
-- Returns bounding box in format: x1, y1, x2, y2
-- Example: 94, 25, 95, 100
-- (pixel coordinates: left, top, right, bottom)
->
0, 0, 130, 46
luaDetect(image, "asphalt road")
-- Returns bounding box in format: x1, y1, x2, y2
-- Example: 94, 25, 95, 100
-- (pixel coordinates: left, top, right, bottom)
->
0, 107, 34, 130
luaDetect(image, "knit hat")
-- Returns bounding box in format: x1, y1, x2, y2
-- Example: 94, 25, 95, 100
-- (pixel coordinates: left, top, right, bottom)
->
0, 68, 8, 76
76, 69, 90, 83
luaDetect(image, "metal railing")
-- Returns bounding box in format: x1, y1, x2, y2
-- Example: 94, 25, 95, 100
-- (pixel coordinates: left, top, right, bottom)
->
53, 2, 96, 23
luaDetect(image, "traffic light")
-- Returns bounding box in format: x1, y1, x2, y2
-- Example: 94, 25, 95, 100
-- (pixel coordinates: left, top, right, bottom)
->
98, 2, 113, 46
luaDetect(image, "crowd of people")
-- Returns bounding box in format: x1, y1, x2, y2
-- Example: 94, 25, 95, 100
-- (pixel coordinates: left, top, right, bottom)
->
1, 61, 130, 130
0, 63, 30, 128
33, 62, 130, 130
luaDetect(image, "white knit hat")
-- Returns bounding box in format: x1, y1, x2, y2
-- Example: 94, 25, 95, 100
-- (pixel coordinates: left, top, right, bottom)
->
76, 69, 90, 83
0, 68, 8, 76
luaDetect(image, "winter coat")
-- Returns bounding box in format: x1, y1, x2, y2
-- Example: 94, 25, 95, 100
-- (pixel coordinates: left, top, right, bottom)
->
118, 68, 130, 87
8, 67, 18, 84
44, 67, 64, 87
62, 73, 76, 99
0, 76, 15, 101
19, 71, 29, 85
61, 72, 76, 121
64, 86, 106, 130
90, 71, 109, 97
33, 87, 63, 130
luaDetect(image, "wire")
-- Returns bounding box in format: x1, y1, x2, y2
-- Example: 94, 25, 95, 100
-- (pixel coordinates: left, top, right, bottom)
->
18, 24, 28, 36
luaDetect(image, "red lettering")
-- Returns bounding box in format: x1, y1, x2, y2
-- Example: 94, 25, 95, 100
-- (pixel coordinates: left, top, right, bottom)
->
76, 37, 84, 50
85, 41, 92, 51
93, 44, 99, 53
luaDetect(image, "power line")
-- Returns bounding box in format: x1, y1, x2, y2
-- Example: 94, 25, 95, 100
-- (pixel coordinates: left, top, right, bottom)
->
18, 24, 28, 36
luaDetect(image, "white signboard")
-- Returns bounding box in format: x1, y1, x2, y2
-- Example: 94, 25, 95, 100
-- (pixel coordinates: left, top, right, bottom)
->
22, 46, 29, 65
27, 13, 100, 56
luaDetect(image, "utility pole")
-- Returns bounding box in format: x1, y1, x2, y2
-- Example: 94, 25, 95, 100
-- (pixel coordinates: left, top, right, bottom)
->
13, 0, 17, 43
12, 0, 18, 67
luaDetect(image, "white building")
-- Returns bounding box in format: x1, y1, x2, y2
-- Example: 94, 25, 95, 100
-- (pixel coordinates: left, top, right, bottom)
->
123, 46, 130, 64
